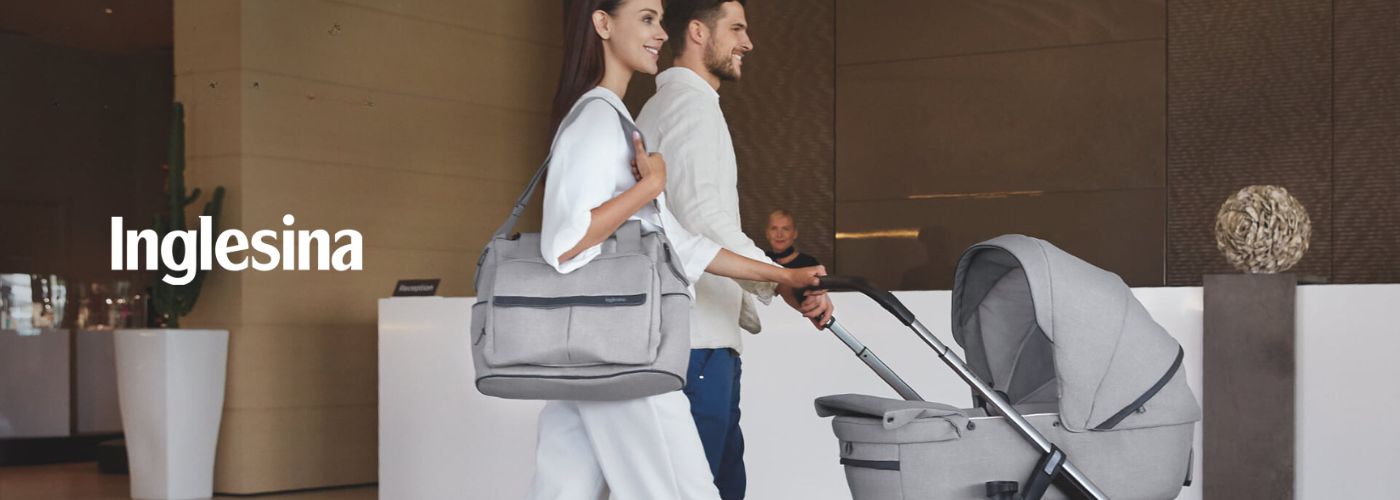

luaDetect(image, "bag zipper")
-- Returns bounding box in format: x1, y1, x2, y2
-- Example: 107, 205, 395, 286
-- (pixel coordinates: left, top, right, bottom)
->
474, 247, 490, 290
661, 242, 690, 287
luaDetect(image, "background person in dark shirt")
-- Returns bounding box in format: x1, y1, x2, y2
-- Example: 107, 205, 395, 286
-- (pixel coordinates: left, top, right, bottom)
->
763, 209, 820, 269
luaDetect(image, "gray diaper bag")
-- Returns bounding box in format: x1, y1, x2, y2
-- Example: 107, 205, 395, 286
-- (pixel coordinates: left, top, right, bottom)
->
471, 97, 694, 401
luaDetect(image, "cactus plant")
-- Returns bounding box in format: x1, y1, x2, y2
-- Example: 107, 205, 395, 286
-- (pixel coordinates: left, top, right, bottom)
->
151, 102, 225, 328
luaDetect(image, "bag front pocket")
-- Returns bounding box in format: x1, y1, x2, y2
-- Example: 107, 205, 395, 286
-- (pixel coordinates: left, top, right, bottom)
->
486, 255, 659, 368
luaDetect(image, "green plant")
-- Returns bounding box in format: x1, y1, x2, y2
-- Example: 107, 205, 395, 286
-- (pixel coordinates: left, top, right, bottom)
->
152, 102, 225, 328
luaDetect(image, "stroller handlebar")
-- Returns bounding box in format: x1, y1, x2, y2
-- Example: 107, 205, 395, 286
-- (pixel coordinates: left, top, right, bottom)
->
812, 276, 916, 326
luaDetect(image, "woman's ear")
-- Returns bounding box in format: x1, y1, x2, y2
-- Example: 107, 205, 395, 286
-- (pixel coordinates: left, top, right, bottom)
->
592, 10, 612, 40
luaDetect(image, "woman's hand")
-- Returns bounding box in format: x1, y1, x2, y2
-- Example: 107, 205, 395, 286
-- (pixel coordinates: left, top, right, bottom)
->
778, 265, 825, 290
556, 132, 668, 264
630, 131, 666, 196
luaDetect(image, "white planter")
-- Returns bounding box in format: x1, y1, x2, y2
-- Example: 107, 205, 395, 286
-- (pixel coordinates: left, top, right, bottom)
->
115, 329, 229, 500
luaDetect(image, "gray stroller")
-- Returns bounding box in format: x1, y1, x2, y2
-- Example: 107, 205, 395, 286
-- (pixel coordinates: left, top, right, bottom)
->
810, 235, 1199, 500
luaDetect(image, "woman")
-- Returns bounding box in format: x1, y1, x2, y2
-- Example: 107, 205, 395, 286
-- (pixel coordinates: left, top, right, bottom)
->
531, 1, 828, 499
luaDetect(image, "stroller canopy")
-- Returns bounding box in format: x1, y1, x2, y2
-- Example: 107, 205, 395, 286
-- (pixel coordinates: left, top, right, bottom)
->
950, 235, 1200, 432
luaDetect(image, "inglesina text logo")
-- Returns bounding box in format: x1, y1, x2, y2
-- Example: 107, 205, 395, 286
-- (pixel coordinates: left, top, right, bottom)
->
111, 214, 364, 285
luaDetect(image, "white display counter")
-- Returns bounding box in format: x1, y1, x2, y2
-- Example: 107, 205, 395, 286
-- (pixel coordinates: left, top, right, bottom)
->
0, 328, 71, 438
0, 328, 124, 438
75, 329, 123, 434
379, 285, 1400, 499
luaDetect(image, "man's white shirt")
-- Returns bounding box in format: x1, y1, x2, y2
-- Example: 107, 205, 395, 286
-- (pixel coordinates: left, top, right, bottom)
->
637, 67, 781, 354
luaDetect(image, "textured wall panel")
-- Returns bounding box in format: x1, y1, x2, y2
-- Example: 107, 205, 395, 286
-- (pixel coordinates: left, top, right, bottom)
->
836, 1, 1166, 288
837, 189, 1164, 290
837, 0, 1164, 65
627, 1, 836, 267
728, 2, 835, 267
1333, 0, 1400, 283
836, 40, 1165, 200
1166, 0, 1333, 285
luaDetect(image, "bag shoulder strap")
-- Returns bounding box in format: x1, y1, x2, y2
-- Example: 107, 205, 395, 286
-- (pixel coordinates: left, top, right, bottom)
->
493, 96, 642, 239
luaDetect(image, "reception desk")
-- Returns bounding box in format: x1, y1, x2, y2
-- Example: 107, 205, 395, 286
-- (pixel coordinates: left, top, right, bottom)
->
379, 285, 1400, 500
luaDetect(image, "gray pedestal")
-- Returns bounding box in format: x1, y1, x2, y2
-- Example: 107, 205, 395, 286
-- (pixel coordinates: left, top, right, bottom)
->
1203, 273, 1296, 500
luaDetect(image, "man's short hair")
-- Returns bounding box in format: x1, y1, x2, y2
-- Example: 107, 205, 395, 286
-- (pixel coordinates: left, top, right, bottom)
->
769, 209, 794, 224
662, 0, 746, 56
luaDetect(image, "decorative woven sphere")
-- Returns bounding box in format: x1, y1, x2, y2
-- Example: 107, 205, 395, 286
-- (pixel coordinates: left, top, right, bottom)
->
1214, 185, 1312, 273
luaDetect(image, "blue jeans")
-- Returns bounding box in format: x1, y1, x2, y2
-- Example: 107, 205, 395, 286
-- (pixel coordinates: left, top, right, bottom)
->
684, 348, 746, 500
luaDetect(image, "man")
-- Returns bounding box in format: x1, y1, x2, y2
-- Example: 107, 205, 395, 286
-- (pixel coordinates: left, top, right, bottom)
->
763, 209, 821, 269
636, 1, 833, 498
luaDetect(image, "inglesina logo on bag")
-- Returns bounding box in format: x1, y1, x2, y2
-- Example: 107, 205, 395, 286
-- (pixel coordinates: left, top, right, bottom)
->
111, 214, 364, 285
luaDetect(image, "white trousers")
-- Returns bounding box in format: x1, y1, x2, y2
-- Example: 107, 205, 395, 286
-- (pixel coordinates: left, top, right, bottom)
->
527, 391, 721, 500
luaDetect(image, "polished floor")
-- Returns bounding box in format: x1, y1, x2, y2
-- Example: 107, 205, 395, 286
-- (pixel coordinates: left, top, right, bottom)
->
0, 463, 376, 500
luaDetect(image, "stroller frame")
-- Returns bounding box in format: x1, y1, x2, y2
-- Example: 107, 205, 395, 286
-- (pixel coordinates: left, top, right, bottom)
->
813, 276, 1110, 500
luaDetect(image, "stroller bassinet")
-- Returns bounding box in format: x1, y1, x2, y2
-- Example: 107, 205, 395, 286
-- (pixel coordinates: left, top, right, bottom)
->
812, 235, 1200, 500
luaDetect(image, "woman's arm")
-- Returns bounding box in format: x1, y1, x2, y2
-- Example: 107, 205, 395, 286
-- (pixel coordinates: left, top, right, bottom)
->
558, 132, 665, 263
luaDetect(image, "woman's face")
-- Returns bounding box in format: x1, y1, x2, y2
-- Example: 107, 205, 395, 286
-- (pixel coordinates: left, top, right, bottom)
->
598, 0, 668, 75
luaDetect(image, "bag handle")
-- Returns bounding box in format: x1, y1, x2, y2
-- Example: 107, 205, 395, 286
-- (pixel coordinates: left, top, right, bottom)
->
615, 220, 643, 253
492, 96, 644, 240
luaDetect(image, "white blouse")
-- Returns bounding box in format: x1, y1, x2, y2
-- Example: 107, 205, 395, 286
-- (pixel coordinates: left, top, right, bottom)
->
540, 87, 722, 284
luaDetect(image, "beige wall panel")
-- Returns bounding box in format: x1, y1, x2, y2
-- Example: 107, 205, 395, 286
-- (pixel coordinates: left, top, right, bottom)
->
236, 156, 523, 253
181, 265, 246, 329
221, 325, 377, 410
174, 0, 242, 76
176, 73, 244, 161
835, 189, 1164, 290
239, 71, 551, 182
173, 69, 242, 104
836, 40, 1164, 201
213, 405, 377, 494
241, 0, 560, 112
330, 0, 563, 46
836, 0, 1163, 65
176, 0, 563, 493
237, 248, 476, 327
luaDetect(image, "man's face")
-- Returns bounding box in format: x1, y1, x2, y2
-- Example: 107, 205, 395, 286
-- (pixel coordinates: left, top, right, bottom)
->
702, 2, 753, 82
766, 214, 796, 253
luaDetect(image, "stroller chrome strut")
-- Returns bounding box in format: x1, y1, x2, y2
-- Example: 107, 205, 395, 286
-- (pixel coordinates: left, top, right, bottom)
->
812, 276, 1110, 500
823, 319, 922, 402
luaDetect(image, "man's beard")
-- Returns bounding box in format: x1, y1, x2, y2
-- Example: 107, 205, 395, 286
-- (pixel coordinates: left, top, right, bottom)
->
704, 41, 740, 82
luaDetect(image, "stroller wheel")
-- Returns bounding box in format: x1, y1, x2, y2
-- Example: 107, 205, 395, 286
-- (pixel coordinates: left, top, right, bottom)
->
985, 481, 1018, 500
